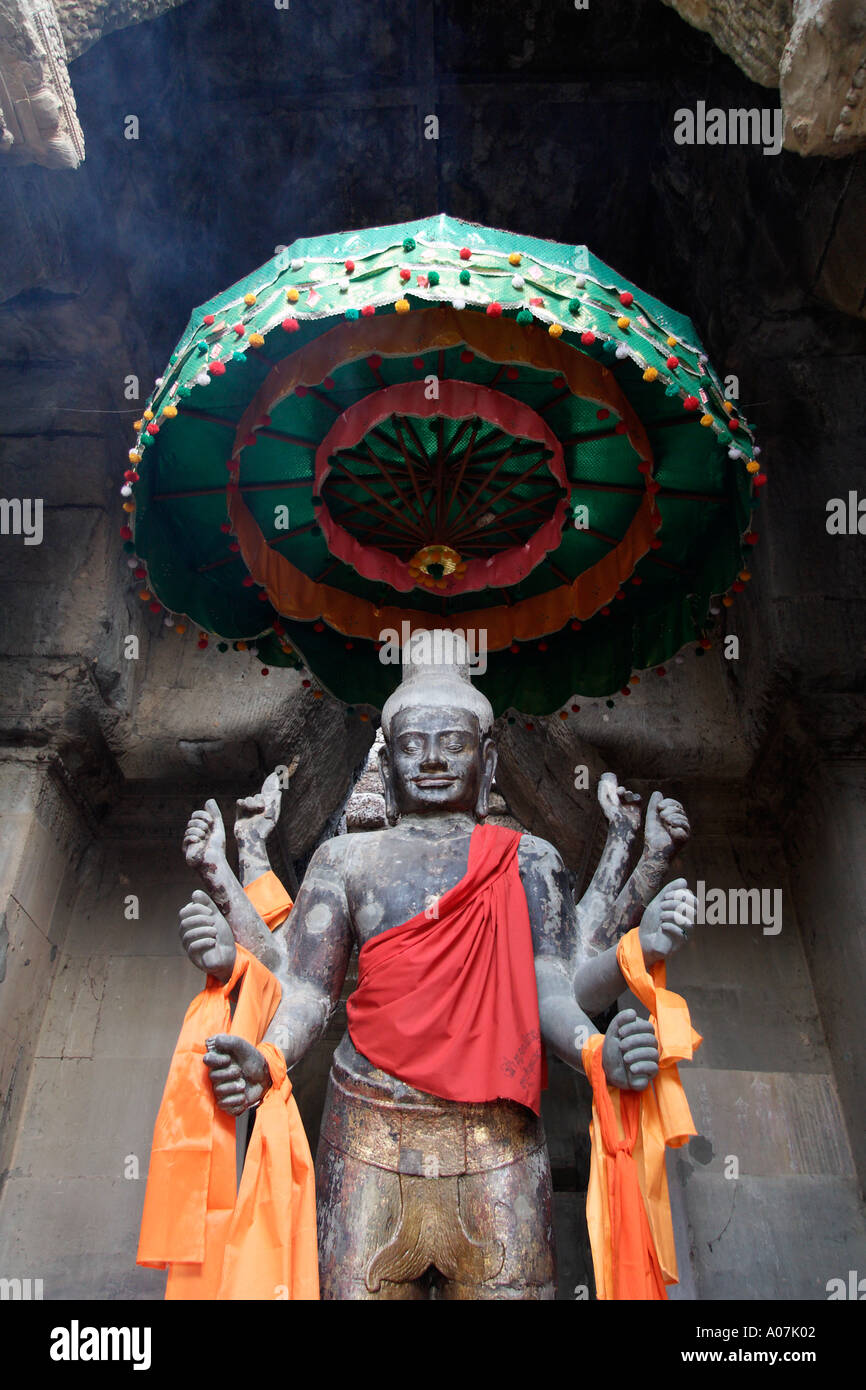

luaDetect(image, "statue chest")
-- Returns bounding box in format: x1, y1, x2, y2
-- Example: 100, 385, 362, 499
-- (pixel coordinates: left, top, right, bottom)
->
345, 832, 473, 944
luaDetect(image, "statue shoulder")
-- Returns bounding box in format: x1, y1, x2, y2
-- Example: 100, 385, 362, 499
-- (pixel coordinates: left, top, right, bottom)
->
517, 831, 565, 872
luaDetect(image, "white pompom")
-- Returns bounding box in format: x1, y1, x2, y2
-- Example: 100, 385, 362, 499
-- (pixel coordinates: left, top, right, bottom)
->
121, 484, 132, 497
615, 345, 629, 359
291, 258, 304, 271
126, 557, 138, 569
574, 274, 586, 288
154, 377, 164, 388
338, 278, 350, 292
512, 275, 524, 290
196, 371, 211, 387
452, 298, 466, 310
164, 615, 175, 626
728, 447, 742, 460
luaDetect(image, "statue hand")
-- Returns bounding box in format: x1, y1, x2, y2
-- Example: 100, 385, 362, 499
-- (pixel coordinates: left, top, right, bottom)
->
234, 768, 284, 846
204, 1033, 272, 1116
183, 798, 227, 877
179, 889, 236, 981
639, 877, 696, 965
597, 772, 642, 833
643, 790, 690, 860
602, 1009, 659, 1091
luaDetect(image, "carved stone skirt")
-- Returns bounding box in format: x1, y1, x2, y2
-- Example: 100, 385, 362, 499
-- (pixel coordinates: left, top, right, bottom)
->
315, 1042, 556, 1300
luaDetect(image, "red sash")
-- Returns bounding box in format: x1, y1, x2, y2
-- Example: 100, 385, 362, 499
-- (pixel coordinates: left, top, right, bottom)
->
346, 824, 544, 1113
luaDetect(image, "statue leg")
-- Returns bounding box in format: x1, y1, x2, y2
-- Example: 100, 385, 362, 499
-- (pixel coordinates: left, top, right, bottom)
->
437, 1144, 557, 1300
315, 1135, 429, 1300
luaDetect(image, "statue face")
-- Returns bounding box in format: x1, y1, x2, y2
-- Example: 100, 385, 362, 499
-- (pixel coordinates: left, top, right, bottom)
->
382, 705, 495, 819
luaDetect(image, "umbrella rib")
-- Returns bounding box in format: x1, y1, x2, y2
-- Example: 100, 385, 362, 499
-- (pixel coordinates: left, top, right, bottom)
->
360, 440, 427, 532
325, 468, 423, 539
391, 417, 433, 541
451, 446, 521, 532
452, 454, 549, 540
444, 422, 480, 520
152, 479, 313, 500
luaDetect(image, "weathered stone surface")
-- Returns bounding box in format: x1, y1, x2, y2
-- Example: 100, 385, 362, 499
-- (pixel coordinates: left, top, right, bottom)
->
664, 0, 866, 155
0, 0, 84, 167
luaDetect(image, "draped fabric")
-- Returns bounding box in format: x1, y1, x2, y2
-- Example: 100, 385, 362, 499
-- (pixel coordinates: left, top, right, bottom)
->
581, 927, 702, 1300
346, 824, 545, 1113
137, 931, 318, 1299
243, 869, 294, 930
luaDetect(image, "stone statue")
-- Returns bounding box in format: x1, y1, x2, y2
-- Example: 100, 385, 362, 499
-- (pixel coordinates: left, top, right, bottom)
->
178, 641, 696, 1299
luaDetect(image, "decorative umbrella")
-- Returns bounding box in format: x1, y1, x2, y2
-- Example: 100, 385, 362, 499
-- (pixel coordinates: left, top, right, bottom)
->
121, 214, 763, 716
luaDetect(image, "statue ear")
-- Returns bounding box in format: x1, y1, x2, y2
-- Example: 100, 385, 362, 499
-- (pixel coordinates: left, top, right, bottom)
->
378, 743, 399, 826
475, 736, 498, 821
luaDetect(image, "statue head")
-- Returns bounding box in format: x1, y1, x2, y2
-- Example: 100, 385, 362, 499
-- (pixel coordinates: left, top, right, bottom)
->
379, 631, 496, 825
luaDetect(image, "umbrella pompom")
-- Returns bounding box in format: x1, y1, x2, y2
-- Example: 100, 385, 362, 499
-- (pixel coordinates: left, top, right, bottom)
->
549, 324, 563, 338
517, 310, 532, 324
402, 237, 416, 252
459, 247, 471, 259
568, 299, 581, 315
617, 316, 630, 330
619, 291, 634, 306
683, 395, 699, 410
244, 293, 256, 306
486, 302, 503, 317
509, 252, 522, 265
460, 269, 471, 285
580, 331, 595, 345
395, 298, 411, 313
361, 305, 376, 317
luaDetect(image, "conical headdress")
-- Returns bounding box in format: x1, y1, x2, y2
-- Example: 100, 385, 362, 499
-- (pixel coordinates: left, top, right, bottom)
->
380, 630, 494, 738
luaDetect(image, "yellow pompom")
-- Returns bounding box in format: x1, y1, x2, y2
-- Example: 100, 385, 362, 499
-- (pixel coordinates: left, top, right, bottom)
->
739, 569, 752, 582
128, 450, 141, 464
163, 405, 178, 419
558, 710, 569, 719
395, 298, 411, 313
174, 623, 186, 634
617, 316, 630, 330
643, 367, 659, 382
286, 287, 300, 303
313, 689, 324, 700
700, 413, 714, 427
666, 336, 677, 347
723, 401, 734, 413
722, 595, 734, 607
237, 640, 248, 652
746, 460, 760, 474
248, 333, 265, 348
139, 589, 151, 601
548, 322, 564, 338
143, 409, 154, 421
280, 643, 294, 655
630, 675, 640, 684
122, 501, 135, 513
509, 252, 522, 266
133, 419, 143, 432
244, 293, 256, 306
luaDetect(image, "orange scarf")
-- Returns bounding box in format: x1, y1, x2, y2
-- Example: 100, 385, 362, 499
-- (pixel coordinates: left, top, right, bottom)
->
244, 869, 293, 930
582, 928, 701, 1300
137, 939, 318, 1299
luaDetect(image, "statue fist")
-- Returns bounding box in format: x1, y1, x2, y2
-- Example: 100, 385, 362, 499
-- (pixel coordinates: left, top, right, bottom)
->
639, 877, 696, 965
597, 772, 642, 832
179, 889, 236, 982
643, 790, 690, 859
183, 798, 227, 875
204, 1033, 271, 1115
234, 768, 286, 845
602, 1009, 659, 1091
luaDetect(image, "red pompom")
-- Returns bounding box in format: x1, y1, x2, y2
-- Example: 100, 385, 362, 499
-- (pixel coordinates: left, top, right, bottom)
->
149, 601, 161, 614
244, 433, 257, 448
259, 415, 271, 428
580, 332, 596, 345
197, 637, 208, 649
361, 304, 375, 317
525, 722, 535, 731
571, 703, 580, 712
615, 422, 627, 434
601, 606, 611, 616
282, 317, 300, 333
538, 640, 548, 651
272, 619, 284, 634
650, 538, 663, 550
506, 366, 519, 380
656, 666, 666, 676
460, 349, 474, 363
486, 302, 503, 317
732, 581, 745, 592
631, 575, 643, 586
510, 642, 519, 654
313, 621, 325, 632
597, 408, 610, 421
302, 678, 311, 688
229, 542, 240, 553
729, 418, 740, 430
753, 472, 768, 488
134, 566, 146, 579
367, 354, 382, 368
257, 590, 269, 601
295, 385, 308, 397
146, 422, 159, 435
459, 247, 471, 260
220, 522, 232, 533
745, 532, 759, 545
647, 480, 661, 494
683, 395, 699, 411
203, 314, 215, 326
323, 376, 335, 390
209, 360, 226, 375
619, 291, 634, 306
637, 461, 651, 474
399, 268, 411, 282
615, 589, 626, 600
261, 667, 270, 676
233, 323, 245, 336
124, 469, 137, 482
413, 356, 425, 369
345, 259, 355, 273
242, 576, 255, 587
570, 620, 582, 631
666, 355, 679, 369
621, 687, 631, 696
120, 524, 132, 540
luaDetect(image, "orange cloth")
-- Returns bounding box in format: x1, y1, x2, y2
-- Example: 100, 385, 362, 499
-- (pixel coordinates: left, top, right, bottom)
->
581, 928, 702, 1301
137, 933, 318, 1299
244, 869, 293, 930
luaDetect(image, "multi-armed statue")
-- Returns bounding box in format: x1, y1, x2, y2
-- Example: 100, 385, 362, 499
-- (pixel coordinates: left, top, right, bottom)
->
167, 638, 698, 1300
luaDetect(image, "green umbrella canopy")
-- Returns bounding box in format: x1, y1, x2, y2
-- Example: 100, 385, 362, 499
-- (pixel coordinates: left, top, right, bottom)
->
122, 214, 763, 716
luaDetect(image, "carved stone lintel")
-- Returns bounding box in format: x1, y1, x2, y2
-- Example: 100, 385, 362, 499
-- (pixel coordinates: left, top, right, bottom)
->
0, 0, 84, 168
